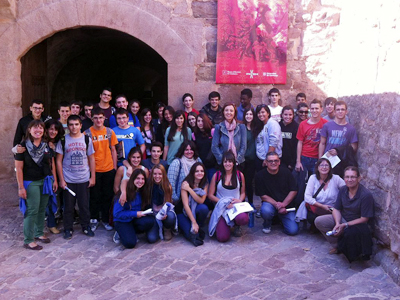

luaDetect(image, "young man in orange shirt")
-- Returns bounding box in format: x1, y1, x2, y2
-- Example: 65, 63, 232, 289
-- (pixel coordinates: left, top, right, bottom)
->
85, 107, 118, 231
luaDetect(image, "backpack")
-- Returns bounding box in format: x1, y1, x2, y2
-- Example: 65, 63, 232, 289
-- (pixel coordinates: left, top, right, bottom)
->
60, 134, 90, 154
84, 127, 113, 149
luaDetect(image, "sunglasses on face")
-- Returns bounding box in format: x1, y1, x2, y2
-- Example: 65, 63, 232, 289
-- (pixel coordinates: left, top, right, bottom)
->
298, 110, 309, 114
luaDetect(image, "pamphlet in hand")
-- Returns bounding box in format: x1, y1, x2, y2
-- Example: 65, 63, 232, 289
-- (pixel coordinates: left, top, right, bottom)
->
156, 203, 175, 220
322, 152, 341, 168
142, 208, 153, 215
227, 202, 254, 221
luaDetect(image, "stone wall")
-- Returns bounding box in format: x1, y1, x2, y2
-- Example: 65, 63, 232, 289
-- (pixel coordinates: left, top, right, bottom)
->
0, 0, 399, 282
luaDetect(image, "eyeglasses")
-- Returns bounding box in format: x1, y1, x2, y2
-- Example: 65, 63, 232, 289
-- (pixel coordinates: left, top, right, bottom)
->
319, 164, 330, 168
266, 159, 279, 164
298, 110, 308, 114
344, 176, 358, 180
257, 104, 267, 109
31, 106, 44, 111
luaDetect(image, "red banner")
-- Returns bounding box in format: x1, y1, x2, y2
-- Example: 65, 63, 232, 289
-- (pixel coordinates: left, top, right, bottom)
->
216, 0, 288, 84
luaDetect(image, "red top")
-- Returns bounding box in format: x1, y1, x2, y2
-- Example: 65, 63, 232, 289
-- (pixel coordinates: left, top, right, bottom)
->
296, 118, 328, 158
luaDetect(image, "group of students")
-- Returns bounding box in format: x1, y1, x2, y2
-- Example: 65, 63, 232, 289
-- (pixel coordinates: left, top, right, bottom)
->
12, 87, 374, 262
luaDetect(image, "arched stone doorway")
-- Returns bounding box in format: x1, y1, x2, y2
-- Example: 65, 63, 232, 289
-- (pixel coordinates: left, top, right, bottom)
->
0, 0, 200, 180
21, 27, 168, 116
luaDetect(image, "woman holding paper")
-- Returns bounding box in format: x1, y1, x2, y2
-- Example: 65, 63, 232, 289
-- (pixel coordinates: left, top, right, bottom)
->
178, 162, 209, 247
113, 169, 158, 248
15, 119, 58, 250
208, 151, 248, 242
146, 164, 176, 241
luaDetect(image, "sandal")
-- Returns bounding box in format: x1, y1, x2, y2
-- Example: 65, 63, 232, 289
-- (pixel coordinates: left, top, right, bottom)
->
329, 248, 338, 255
24, 243, 43, 251
35, 237, 51, 244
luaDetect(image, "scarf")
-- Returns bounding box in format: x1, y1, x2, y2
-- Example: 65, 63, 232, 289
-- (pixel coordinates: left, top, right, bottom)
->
180, 155, 197, 176
225, 120, 237, 159
26, 139, 48, 167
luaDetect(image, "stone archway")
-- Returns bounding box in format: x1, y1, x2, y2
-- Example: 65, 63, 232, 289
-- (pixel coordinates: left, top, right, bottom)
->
0, 0, 198, 180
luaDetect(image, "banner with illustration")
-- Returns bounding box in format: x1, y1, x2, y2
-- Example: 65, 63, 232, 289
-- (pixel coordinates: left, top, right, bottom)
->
216, 0, 288, 84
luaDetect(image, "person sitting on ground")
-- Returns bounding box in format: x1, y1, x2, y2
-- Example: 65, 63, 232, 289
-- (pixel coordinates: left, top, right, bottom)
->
147, 164, 176, 241
255, 152, 298, 235
295, 158, 345, 231
208, 151, 248, 242
315, 166, 374, 262
177, 162, 209, 247
113, 169, 159, 249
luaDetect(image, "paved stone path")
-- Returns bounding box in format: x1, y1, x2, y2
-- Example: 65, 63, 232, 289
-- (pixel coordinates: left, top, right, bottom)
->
0, 185, 399, 300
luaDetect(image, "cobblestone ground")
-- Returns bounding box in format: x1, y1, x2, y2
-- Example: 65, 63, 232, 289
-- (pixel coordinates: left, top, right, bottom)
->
0, 185, 399, 300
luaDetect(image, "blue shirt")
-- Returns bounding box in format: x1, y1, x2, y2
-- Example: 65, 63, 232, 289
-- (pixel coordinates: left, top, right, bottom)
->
112, 126, 145, 166
113, 193, 142, 222
109, 113, 141, 128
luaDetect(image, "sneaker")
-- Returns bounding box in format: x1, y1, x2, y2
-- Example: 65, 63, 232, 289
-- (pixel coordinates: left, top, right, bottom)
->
63, 230, 73, 240
102, 222, 113, 231
82, 226, 95, 237
113, 231, 120, 244
255, 210, 261, 218
232, 225, 242, 237
163, 228, 172, 241
262, 227, 271, 234
90, 219, 99, 232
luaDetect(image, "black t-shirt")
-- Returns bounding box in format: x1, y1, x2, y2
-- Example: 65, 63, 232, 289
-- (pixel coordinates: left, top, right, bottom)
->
279, 120, 299, 169
334, 184, 374, 222
194, 131, 214, 168
15, 141, 52, 181
255, 166, 298, 208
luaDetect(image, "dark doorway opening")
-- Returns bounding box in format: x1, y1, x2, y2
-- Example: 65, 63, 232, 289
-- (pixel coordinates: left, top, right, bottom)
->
21, 27, 168, 117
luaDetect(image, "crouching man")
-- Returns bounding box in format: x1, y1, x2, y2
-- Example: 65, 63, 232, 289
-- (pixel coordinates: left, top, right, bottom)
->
315, 166, 374, 262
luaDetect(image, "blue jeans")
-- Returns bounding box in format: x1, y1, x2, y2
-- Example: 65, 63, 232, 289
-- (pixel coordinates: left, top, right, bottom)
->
292, 156, 318, 207
177, 204, 209, 240
114, 215, 159, 249
162, 211, 176, 229
260, 202, 299, 236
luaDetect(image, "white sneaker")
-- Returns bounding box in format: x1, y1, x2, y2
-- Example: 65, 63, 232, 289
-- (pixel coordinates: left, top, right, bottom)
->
262, 227, 271, 234
90, 219, 99, 232
113, 231, 120, 244
255, 210, 261, 218
103, 222, 113, 231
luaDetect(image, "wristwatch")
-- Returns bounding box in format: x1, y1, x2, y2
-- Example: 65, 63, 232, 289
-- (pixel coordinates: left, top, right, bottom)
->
344, 223, 349, 229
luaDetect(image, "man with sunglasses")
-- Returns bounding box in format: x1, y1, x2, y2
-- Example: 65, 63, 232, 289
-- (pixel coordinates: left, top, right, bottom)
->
255, 152, 299, 235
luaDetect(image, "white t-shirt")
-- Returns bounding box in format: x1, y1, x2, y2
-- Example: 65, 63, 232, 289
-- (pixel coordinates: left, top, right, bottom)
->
268, 105, 283, 123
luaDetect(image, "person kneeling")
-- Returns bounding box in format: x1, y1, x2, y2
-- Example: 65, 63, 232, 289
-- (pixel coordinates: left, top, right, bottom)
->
255, 152, 299, 235
315, 166, 374, 262
113, 169, 159, 249
208, 150, 248, 242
